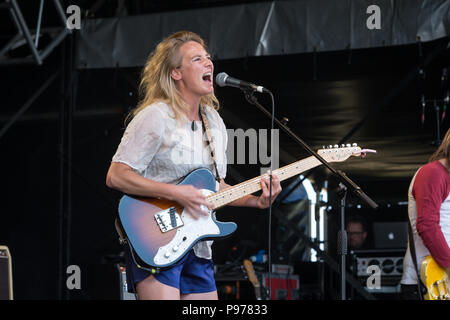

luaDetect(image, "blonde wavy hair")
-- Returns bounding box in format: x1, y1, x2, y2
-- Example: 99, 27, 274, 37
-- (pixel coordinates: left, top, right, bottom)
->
127, 31, 219, 124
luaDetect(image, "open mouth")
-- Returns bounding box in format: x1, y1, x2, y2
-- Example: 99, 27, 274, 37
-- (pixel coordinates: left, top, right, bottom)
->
202, 72, 212, 83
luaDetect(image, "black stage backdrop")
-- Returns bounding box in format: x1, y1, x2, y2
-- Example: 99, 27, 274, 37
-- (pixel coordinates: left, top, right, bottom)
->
0, 0, 449, 300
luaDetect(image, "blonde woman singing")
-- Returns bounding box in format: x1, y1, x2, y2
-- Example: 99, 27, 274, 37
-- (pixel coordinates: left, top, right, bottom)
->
106, 31, 281, 300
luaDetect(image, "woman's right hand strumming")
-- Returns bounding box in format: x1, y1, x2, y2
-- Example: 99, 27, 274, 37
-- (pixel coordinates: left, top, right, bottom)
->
171, 185, 212, 219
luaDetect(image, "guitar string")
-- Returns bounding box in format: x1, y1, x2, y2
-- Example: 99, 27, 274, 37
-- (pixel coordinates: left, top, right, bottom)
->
207, 148, 355, 208
166, 149, 354, 212
209, 158, 316, 207
208, 156, 322, 208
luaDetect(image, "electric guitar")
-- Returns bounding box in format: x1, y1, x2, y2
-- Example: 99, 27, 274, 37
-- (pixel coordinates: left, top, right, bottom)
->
420, 255, 450, 300
243, 259, 262, 300
118, 144, 372, 269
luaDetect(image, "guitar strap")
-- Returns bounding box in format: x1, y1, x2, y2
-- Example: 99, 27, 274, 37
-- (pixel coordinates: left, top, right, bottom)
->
407, 218, 427, 300
112, 106, 222, 285
199, 105, 221, 183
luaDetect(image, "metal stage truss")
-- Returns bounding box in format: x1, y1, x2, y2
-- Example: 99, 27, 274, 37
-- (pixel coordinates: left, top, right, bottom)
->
0, 0, 70, 66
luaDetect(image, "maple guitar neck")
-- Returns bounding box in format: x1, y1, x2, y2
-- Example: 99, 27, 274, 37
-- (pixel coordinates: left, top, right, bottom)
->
206, 144, 365, 210
208, 155, 323, 210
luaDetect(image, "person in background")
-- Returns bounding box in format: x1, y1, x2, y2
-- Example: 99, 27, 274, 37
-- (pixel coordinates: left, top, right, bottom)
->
400, 128, 450, 299
346, 214, 370, 250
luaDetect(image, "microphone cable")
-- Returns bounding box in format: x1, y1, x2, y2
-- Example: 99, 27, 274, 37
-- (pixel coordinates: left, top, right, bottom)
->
267, 90, 275, 301
244, 88, 275, 300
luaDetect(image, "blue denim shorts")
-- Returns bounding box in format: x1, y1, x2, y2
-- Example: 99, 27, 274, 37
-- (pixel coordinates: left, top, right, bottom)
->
125, 248, 217, 295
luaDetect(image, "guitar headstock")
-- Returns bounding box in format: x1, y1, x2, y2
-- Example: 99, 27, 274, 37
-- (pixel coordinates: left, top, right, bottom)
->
243, 259, 260, 288
317, 143, 373, 162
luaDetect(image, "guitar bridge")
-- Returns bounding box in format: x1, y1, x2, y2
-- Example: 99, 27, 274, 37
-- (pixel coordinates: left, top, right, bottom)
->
155, 207, 184, 233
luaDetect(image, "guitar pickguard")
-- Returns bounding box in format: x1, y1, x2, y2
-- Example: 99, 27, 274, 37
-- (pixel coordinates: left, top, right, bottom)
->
153, 189, 220, 265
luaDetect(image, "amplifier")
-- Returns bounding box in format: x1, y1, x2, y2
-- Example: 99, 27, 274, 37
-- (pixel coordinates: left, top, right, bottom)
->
214, 264, 255, 300
262, 273, 299, 300
271, 264, 294, 274
350, 249, 405, 294
117, 264, 136, 300
0, 246, 13, 300
350, 249, 405, 277
356, 256, 403, 276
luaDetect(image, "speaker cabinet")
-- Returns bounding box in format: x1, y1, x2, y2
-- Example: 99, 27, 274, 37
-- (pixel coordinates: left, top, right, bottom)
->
350, 249, 405, 294
0, 246, 13, 300
262, 273, 300, 300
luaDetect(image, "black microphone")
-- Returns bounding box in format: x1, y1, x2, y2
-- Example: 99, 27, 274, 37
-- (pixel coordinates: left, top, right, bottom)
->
215, 72, 267, 93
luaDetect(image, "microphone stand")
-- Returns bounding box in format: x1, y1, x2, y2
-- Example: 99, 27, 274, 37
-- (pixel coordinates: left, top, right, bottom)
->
421, 98, 445, 147
241, 89, 378, 300
243, 88, 275, 300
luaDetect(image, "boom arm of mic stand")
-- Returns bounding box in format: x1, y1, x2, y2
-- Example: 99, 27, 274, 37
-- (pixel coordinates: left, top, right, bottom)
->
242, 90, 378, 210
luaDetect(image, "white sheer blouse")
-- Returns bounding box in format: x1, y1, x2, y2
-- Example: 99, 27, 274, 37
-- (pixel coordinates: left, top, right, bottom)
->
112, 102, 228, 259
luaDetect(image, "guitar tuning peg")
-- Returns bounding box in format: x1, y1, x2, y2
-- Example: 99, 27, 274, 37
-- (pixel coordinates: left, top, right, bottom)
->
334, 144, 339, 148
322, 146, 325, 149
341, 144, 345, 148
352, 143, 358, 147
346, 144, 351, 147
328, 145, 333, 149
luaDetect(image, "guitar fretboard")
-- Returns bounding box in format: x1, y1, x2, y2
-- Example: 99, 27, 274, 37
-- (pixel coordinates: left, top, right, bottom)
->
207, 155, 324, 209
